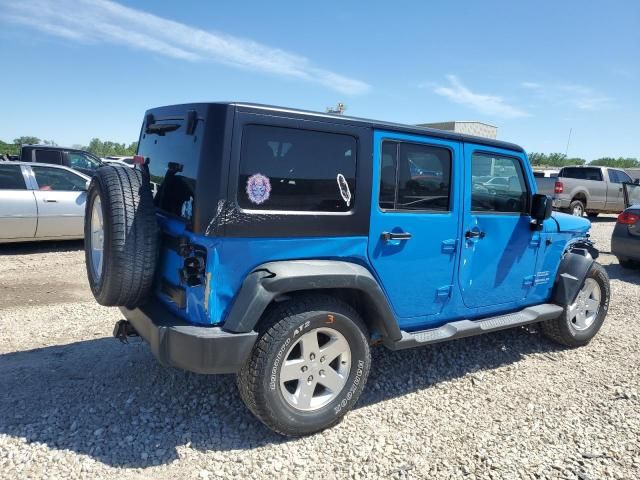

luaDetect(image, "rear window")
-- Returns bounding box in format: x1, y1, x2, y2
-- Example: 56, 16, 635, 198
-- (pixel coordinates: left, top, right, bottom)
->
140, 117, 203, 221
561, 167, 603, 181
34, 149, 63, 165
238, 125, 357, 212
0, 165, 26, 189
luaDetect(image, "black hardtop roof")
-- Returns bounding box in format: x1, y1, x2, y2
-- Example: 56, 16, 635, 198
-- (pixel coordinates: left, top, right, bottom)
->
21, 144, 93, 153
149, 102, 525, 153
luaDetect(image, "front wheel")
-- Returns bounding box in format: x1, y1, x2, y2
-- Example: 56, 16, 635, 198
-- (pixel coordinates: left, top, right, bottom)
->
237, 294, 371, 436
541, 262, 610, 347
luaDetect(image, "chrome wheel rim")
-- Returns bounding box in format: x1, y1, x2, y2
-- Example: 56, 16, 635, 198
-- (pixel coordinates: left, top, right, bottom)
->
90, 196, 104, 281
279, 327, 351, 412
573, 204, 584, 216
568, 278, 601, 330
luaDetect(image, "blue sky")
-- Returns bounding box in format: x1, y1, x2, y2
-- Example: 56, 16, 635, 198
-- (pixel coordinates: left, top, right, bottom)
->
1, 0, 638, 160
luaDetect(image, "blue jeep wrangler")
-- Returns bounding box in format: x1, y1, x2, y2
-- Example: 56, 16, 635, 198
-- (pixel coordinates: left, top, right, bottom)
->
84, 103, 610, 436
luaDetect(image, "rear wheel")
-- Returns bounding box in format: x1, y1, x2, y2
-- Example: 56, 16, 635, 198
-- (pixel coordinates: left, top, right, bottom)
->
237, 294, 371, 436
541, 262, 609, 347
570, 199, 585, 217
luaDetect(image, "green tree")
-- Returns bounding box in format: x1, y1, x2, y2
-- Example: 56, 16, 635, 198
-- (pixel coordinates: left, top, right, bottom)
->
13, 136, 40, 146
591, 157, 640, 168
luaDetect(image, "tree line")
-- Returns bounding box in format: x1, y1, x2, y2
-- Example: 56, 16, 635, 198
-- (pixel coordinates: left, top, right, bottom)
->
1, 136, 138, 157
2, 136, 638, 168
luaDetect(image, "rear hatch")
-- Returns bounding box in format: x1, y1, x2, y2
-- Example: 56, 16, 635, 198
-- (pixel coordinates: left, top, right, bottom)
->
137, 103, 229, 324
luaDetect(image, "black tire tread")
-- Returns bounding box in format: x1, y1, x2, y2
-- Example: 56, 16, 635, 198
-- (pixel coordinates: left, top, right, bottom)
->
541, 262, 609, 347
85, 166, 158, 307
237, 294, 370, 436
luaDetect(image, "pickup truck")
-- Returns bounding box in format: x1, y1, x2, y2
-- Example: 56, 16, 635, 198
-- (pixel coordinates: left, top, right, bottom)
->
537, 165, 637, 217
18, 145, 103, 177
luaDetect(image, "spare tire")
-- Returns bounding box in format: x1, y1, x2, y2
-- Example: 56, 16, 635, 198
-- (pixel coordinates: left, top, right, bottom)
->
84, 165, 159, 307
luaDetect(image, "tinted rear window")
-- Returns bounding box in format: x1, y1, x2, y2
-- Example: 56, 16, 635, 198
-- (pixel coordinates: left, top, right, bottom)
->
140, 117, 203, 221
34, 149, 63, 165
561, 167, 603, 181
238, 125, 357, 212
0, 165, 26, 189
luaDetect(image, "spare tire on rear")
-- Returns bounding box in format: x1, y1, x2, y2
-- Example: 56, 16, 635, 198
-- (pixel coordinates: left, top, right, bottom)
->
84, 165, 159, 307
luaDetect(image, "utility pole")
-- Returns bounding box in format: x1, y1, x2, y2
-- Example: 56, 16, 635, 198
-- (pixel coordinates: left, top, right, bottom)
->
565, 128, 572, 157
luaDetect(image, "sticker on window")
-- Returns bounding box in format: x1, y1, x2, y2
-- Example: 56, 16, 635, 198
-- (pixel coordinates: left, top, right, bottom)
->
246, 173, 272, 205
337, 173, 351, 207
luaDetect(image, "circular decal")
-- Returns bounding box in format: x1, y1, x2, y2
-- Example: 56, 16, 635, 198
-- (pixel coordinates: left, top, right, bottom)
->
246, 173, 272, 205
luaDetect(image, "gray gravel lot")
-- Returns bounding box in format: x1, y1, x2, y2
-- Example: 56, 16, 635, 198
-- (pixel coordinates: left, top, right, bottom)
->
1, 217, 639, 479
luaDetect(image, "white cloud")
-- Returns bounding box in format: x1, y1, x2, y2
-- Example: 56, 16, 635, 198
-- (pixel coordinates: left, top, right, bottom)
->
520, 81, 612, 111
431, 75, 529, 119
1, 0, 370, 95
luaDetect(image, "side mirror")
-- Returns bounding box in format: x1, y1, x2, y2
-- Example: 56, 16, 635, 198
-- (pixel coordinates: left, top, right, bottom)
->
531, 193, 552, 224
634, 178, 640, 185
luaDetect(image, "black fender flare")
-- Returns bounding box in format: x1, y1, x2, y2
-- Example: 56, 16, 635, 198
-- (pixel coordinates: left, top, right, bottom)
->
222, 260, 401, 341
552, 249, 595, 306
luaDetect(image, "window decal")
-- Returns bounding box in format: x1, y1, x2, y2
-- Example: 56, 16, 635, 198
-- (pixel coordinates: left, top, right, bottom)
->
337, 173, 351, 207
246, 173, 272, 205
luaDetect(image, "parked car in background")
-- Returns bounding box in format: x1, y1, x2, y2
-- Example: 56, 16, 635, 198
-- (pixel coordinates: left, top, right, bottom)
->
18, 144, 103, 177
551, 166, 637, 217
0, 162, 89, 243
612, 183, 640, 268
102, 156, 135, 167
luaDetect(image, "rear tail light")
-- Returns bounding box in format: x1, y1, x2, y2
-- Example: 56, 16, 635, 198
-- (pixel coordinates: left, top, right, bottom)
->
132, 155, 146, 165
617, 212, 640, 225
554, 181, 564, 194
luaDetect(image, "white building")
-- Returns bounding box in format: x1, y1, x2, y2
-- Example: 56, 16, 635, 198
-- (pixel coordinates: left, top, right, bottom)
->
417, 121, 498, 139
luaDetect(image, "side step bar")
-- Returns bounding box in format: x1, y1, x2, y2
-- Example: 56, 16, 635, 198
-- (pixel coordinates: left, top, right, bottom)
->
385, 304, 564, 350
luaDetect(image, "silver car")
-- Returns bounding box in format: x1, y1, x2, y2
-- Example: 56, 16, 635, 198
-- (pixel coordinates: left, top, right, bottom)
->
0, 162, 89, 243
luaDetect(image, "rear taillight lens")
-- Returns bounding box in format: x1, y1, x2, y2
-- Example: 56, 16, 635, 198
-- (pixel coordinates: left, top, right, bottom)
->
554, 181, 564, 194
132, 155, 145, 165
617, 212, 640, 225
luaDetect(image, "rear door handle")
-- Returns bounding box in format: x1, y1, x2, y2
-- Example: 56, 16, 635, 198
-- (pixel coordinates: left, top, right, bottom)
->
465, 230, 486, 239
43, 199, 58, 203
381, 231, 412, 242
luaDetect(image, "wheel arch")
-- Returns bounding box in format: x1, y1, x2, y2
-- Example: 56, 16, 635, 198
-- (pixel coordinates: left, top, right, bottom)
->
552, 249, 595, 306
222, 260, 402, 342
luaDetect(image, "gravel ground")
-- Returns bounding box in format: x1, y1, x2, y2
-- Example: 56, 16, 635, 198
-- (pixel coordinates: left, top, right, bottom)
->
0, 217, 639, 480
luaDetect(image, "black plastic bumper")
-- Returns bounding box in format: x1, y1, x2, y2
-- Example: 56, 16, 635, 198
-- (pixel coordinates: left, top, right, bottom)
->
119, 302, 258, 374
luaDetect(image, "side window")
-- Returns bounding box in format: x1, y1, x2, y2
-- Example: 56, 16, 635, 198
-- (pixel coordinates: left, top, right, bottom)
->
238, 125, 357, 212
585, 168, 603, 181
610, 169, 632, 184
34, 150, 63, 165
68, 152, 101, 170
378, 141, 452, 211
32, 166, 86, 191
0, 165, 27, 190
471, 153, 527, 213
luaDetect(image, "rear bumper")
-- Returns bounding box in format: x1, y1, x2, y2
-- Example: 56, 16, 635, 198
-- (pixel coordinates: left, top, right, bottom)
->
553, 196, 570, 209
120, 301, 258, 374
611, 227, 640, 261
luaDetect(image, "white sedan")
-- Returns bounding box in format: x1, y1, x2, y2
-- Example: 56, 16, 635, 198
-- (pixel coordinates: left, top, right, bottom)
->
0, 162, 90, 243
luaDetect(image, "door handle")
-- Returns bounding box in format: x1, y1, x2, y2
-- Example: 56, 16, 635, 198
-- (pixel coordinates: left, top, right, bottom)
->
465, 230, 486, 239
43, 198, 58, 203
381, 231, 412, 242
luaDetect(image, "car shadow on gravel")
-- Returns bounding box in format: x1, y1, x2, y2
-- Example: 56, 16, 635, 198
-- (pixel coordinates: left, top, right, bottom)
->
0, 239, 84, 255
603, 263, 640, 283
361, 327, 565, 408
0, 325, 566, 468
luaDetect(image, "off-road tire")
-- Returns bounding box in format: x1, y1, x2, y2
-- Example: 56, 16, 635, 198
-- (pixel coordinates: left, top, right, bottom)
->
570, 199, 586, 217
586, 211, 599, 218
541, 262, 610, 347
84, 165, 158, 307
237, 294, 371, 436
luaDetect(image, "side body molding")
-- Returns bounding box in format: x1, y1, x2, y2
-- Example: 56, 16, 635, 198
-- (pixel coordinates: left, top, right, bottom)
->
552, 249, 595, 306
222, 260, 401, 341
